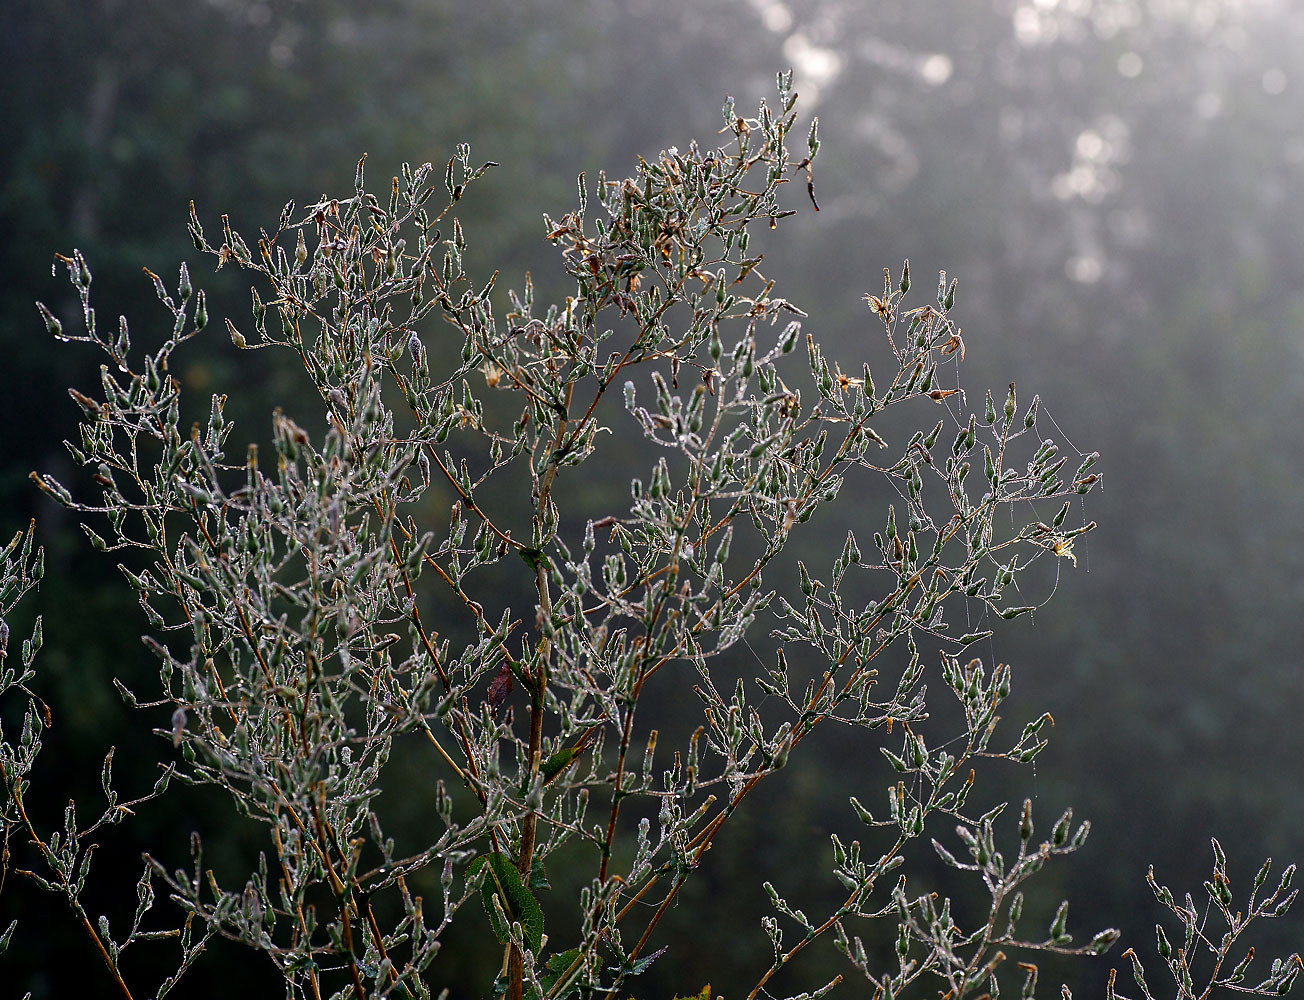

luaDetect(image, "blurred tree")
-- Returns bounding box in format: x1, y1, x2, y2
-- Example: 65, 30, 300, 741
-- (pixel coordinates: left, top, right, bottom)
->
778, 0, 1304, 969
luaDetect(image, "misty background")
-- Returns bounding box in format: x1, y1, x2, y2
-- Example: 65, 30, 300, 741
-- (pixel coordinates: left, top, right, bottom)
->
2, 0, 1302, 996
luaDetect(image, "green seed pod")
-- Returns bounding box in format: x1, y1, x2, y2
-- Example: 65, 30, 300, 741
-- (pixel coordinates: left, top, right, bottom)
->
226, 319, 246, 349
1024, 393, 1040, 429
1052, 500, 1070, 527
1051, 810, 1072, 847
36, 302, 63, 340
923, 419, 944, 450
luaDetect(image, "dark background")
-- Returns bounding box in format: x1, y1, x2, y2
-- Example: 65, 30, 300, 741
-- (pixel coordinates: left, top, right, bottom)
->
3, 1, 1302, 996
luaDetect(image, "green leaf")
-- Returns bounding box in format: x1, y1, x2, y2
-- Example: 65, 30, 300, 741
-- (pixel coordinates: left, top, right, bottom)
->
618, 946, 666, 979
529, 856, 551, 892
540, 744, 586, 785
518, 547, 551, 573
538, 949, 582, 999
469, 852, 544, 954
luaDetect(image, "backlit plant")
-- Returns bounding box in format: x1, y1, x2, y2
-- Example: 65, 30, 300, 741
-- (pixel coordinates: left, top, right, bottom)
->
4, 71, 1297, 1000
